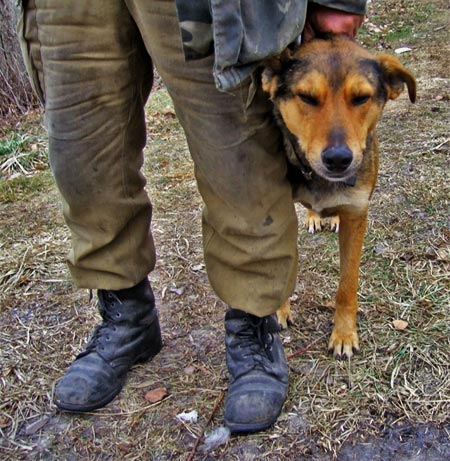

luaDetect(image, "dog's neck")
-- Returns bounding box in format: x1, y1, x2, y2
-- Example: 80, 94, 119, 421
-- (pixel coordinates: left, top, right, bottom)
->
275, 109, 356, 187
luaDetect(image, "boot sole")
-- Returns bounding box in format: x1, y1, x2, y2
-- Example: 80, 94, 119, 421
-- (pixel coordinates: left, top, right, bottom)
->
224, 408, 282, 434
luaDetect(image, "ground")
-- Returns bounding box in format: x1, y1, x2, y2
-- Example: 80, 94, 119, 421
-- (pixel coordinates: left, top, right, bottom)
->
0, 1, 449, 460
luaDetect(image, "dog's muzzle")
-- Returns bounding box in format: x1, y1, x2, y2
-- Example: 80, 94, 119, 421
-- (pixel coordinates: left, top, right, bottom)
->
321, 146, 353, 176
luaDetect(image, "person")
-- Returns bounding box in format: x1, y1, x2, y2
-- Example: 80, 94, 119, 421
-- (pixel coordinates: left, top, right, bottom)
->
18, 0, 366, 433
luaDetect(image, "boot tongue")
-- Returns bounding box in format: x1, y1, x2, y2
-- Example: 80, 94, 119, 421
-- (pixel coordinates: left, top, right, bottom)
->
225, 308, 254, 321
225, 308, 280, 332
97, 291, 122, 319
226, 310, 278, 365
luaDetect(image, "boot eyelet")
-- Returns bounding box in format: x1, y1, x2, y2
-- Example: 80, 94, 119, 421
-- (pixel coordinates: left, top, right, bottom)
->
116, 313, 121, 318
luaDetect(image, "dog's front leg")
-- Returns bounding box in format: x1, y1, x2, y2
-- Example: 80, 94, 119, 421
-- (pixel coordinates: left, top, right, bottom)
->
328, 211, 368, 358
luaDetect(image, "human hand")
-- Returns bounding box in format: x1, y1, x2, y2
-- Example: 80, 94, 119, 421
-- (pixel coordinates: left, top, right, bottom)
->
302, 4, 365, 43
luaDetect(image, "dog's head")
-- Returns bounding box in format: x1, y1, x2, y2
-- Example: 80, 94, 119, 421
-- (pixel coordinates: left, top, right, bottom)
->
262, 36, 416, 182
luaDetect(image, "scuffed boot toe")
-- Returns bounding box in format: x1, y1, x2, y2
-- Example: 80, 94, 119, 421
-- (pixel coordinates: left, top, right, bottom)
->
224, 374, 287, 432
54, 353, 122, 412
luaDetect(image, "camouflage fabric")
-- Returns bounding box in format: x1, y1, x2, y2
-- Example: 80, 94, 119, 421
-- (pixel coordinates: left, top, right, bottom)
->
175, 0, 367, 91
175, 0, 214, 61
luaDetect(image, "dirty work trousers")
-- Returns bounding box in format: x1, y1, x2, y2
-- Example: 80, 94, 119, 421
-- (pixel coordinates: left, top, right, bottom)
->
19, 0, 298, 316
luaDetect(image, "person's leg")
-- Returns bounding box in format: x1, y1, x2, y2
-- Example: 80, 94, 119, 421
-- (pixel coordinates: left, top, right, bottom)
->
20, 0, 155, 289
127, 0, 298, 431
19, 0, 161, 411
128, 0, 299, 317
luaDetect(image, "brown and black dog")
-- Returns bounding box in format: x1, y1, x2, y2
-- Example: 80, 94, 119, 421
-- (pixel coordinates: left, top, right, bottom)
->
262, 36, 416, 358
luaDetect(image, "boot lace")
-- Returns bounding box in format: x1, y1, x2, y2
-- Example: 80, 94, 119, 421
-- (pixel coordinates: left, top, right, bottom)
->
237, 316, 275, 365
79, 291, 122, 357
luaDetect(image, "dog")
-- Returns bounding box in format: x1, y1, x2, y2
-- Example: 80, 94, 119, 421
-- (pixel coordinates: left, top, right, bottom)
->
262, 36, 416, 358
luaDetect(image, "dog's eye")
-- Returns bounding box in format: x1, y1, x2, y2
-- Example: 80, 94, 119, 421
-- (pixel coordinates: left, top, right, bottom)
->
352, 95, 371, 106
298, 93, 319, 106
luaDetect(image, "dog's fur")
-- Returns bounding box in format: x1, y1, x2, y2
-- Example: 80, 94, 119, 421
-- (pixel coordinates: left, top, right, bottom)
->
262, 36, 416, 358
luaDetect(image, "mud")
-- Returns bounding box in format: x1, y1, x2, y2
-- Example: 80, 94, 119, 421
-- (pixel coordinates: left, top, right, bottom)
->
337, 424, 450, 461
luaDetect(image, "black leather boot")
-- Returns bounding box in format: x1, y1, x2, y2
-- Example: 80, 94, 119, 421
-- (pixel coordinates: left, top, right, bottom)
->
54, 278, 162, 412
224, 308, 288, 433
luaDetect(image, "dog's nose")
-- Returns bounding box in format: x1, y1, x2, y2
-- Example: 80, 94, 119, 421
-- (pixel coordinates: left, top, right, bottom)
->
321, 146, 353, 173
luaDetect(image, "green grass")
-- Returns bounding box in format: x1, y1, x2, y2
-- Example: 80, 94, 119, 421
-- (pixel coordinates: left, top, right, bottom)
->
0, 170, 52, 202
0, 132, 48, 179
0, 114, 51, 200
0, 133, 30, 157
359, 0, 441, 49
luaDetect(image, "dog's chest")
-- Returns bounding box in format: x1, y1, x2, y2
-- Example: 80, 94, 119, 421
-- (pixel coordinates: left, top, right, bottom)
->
293, 181, 371, 216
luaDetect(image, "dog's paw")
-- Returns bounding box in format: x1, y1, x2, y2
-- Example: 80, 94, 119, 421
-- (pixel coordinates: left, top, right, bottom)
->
305, 209, 323, 234
276, 300, 294, 329
330, 215, 340, 233
305, 210, 339, 234
328, 328, 359, 359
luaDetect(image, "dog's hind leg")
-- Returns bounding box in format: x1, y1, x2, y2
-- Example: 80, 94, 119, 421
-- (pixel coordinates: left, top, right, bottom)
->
328, 211, 368, 358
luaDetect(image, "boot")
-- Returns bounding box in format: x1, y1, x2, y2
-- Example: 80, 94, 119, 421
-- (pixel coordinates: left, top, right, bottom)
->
54, 278, 162, 412
224, 308, 288, 433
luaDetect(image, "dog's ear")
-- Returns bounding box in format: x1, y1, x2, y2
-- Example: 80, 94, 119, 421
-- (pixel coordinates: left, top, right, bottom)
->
377, 55, 416, 103
262, 48, 292, 99
261, 64, 279, 99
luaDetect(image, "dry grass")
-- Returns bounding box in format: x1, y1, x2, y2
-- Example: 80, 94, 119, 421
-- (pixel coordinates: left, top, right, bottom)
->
1, 1, 449, 460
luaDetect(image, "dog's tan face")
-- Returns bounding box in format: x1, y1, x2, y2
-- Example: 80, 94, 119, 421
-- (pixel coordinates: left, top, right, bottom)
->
263, 37, 416, 182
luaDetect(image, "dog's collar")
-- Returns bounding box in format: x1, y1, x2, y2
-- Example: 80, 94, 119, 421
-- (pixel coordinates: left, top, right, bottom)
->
284, 127, 356, 187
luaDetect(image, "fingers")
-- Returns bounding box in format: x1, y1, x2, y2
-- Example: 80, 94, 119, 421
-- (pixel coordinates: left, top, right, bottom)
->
302, 5, 365, 43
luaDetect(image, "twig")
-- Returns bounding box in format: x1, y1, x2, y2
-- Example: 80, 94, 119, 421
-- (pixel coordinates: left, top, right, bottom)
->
186, 390, 225, 461
287, 332, 328, 360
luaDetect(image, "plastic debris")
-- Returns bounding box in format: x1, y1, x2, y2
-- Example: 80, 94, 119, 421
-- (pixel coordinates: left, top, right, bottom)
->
200, 426, 231, 452
176, 410, 198, 423
395, 47, 412, 54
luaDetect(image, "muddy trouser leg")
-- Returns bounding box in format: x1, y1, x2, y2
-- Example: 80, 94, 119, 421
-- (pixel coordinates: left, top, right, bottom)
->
19, 0, 156, 290
19, 0, 166, 412
127, 0, 299, 317
19, 0, 298, 316
127, 2, 295, 430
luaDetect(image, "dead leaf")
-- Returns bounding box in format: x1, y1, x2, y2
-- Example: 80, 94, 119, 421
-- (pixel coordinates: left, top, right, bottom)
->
0, 418, 9, 428
144, 387, 168, 403
393, 319, 409, 331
